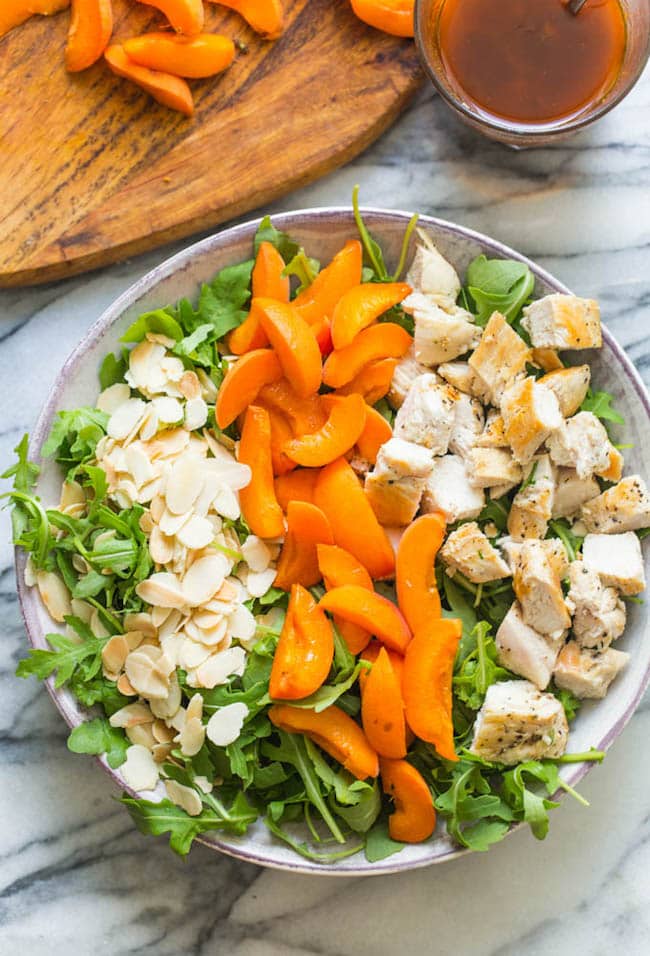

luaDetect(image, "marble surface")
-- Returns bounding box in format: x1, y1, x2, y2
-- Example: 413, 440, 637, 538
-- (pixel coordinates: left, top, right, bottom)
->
2, 66, 650, 955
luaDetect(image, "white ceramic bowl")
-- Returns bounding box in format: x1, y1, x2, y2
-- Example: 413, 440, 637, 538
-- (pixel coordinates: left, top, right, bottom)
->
16, 208, 650, 875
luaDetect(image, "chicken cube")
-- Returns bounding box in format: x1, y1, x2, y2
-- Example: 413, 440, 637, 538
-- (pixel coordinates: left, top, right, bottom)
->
388, 347, 429, 410
468, 312, 531, 406
421, 454, 485, 523
448, 393, 485, 459
581, 475, 650, 533
553, 642, 629, 699
522, 294, 602, 350
582, 531, 646, 595
394, 374, 458, 454
547, 412, 613, 479
496, 602, 563, 690
469, 680, 569, 765
467, 447, 522, 490
403, 294, 482, 366
475, 411, 509, 449
437, 361, 482, 396
598, 447, 624, 483
539, 365, 591, 417
552, 468, 600, 518
566, 560, 626, 650
501, 377, 563, 464
507, 455, 556, 540
512, 539, 571, 636
532, 348, 564, 372
440, 521, 511, 583
499, 536, 569, 579
364, 438, 433, 527
406, 233, 461, 310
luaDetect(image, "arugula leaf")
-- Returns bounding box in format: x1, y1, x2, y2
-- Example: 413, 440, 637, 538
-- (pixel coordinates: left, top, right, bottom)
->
285, 662, 364, 713
98, 350, 129, 389
121, 309, 184, 344
68, 672, 130, 716
352, 184, 388, 280
440, 574, 478, 659
501, 761, 561, 840
476, 497, 510, 534
197, 260, 254, 339
432, 759, 514, 851
254, 215, 300, 263
67, 717, 129, 769
551, 684, 582, 722
373, 398, 395, 427
465, 256, 535, 326
364, 819, 405, 862
122, 793, 257, 856
42, 408, 108, 473
2, 435, 38, 493
581, 388, 625, 426
16, 616, 107, 687
264, 816, 362, 864
334, 781, 381, 834
453, 622, 512, 711
283, 249, 320, 294
172, 323, 215, 360
547, 518, 583, 563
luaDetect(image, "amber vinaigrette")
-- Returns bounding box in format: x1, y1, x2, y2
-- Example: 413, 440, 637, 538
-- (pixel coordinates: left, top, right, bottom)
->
437, 0, 626, 125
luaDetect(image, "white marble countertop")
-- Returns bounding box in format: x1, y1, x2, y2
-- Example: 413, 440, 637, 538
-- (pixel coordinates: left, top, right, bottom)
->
2, 70, 650, 956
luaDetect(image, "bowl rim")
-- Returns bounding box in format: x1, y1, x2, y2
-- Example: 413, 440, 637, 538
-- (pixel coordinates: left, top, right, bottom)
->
413, 0, 650, 142
15, 205, 650, 876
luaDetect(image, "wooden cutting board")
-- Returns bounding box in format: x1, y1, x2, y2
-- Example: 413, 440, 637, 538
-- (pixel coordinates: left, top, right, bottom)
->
0, 0, 422, 288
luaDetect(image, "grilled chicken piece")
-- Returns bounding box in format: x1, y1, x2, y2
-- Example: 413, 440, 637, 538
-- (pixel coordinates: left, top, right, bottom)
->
501, 377, 563, 464
437, 361, 483, 397
496, 602, 564, 690
581, 475, 650, 534
394, 374, 458, 454
499, 536, 569, 580
468, 312, 531, 406
403, 294, 481, 366
448, 393, 485, 460
512, 539, 571, 636
539, 365, 591, 417
440, 521, 510, 583
582, 531, 646, 595
522, 294, 602, 350
388, 346, 429, 410
565, 561, 626, 650
470, 680, 569, 765
553, 641, 629, 699
467, 448, 522, 491
552, 467, 600, 518
406, 232, 461, 310
364, 438, 433, 527
507, 454, 556, 540
547, 412, 614, 479
421, 454, 485, 523
475, 410, 509, 449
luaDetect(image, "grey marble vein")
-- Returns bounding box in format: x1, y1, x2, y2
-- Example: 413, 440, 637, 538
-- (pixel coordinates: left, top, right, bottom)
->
1, 66, 649, 956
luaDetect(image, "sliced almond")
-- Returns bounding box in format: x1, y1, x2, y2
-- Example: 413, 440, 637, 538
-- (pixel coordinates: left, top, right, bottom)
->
185, 397, 208, 431
126, 723, 157, 749
128, 340, 166, 391
165, 779, 203, 816
149, 672, 182, 719
97, 382, 131, 414
178, 716, 205, 756
196, 618, 229, 648
179, 637, 212, 671
176, 514, 215, 550
206, 702, 248, 747
241, 535, 271, 574
186, 692, 204, 722
107, 398, 147, 441
139, 510, 155, 535
125, 646, 171, 699
102, 635, 129, 675
36, 570, 71, 623
152, 719, 176, 743
165, 455, 204, 516
157, 608, 183, 640
192, 609, 225, 631
117, 674, 137, 696
70, 597, 93, 623
136, 572, 186, 609
24, 555, 37, 587
161, 355, 185, 383
152, 742, 174, 763
182, 553, 230, 607
90, 608, 110, 639
121, 744, 160, 791
245, 568, 278, 599
139, 405, 160, 442
194, 774, 214, 794
149, 525, 175, 565
197, 370, 219, 403
109, 701, 153, 728
179, 370, 202, 401
124, 629, 146, 651
159, 632, 184, 670
146, 331, 177, 348
212, 484, 240, 521
203, 449, 252, 491
153, 396, 184, 425
145, 428, 190, 461
228, 604, 257, 646
59, 479, 86, 511
194, 646, 247, 689
125, 443, 155, 488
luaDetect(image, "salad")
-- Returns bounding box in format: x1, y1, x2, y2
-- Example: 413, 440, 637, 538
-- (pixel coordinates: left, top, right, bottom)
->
6, 191, 650, 865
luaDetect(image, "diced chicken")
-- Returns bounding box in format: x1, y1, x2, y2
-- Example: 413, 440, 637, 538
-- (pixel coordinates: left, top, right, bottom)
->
547, 411, 614, 480
539, 365, 591, 417
406, 232, 461, 310
388, 347, 429, 410
421, 454, 485, 523
402, 294, 481, 366
531, 348, 563, 372
468, 312, 531, 406
553, 641, 629, 699
467, 448, 522, 490
512, 539, 571, 636
475, 411, 509, 449
565, 560, 626, 650
470, 680, 569, 765
552, 467, 600, 518
394, 374, 458, 454
496, 602, 563, 690
501, 377, 563, 464
507, 454, 556, 540
437, 361, 482, 396
440, 521, 511, 583
599, 446, 624, 483
522, 294, 602, 350
582, 531, 646, 595
364, 438, 433, 527
448, 393, 484, 459
581, 475, 650, 533
499, 536, 569, 580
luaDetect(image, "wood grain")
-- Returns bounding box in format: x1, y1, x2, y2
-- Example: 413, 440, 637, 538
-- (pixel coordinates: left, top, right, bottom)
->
0, 0, 422, 287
